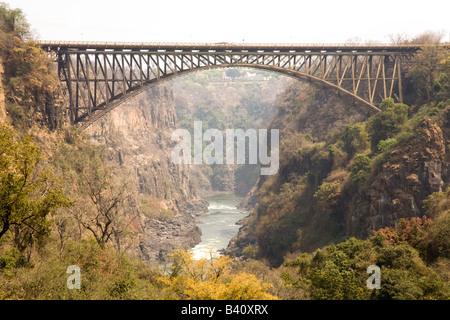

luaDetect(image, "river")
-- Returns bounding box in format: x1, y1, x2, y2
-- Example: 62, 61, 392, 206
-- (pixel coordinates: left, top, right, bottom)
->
191, 193, 249, 260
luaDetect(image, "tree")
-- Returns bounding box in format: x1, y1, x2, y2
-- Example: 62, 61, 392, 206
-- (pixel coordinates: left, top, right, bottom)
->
377, 216, 433, 248
409, 46, 448, 100
432, 55, 450, 102
0, 7, 61, 130
308, 260, 367, 300
374, 244, 447, 300
408, 31, 445, 45
419, 211, 450, 262
0, 2, 30, 39
340, 124, 369, 157
282, 239, 373, 300
314, 180, 341, 211
422, 187, 450, 218
75, 174, 132, 249
159, 250, 278, 300
420, 188, 450, 262
350, 154, 371, 184
55, 143, 137, 250
282, 233, 449, 300
366, 98, 409, 152
0, 124, 70, 255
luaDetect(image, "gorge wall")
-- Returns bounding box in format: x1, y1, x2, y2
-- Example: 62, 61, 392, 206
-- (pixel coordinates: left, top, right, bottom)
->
348, 112, 450, 237
226, 81, 450, 265
85, 86, 208, 261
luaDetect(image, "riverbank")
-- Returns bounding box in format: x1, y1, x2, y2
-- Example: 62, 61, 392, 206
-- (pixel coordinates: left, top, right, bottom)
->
138, 198, 209, 261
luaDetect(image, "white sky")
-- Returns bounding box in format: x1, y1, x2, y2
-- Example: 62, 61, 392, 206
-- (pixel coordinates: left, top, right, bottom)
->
4, 0, 450, 44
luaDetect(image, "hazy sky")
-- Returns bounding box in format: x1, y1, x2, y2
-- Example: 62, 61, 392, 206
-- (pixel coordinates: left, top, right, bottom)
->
5, 0, 450, 44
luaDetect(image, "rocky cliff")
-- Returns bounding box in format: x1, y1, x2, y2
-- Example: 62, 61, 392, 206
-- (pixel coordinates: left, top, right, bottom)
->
348, 112, 450, 237
274, 81, 372, 141
85, 86, 208, 261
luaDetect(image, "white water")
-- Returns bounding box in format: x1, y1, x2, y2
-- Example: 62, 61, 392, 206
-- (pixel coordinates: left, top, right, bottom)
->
191, 194, 249, 260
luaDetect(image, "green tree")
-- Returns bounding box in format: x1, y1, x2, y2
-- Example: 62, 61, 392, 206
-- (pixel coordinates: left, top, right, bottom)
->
314, 180, 341, 211
366, 98, 409, 152
340, 124, 369, 158
375, 244, 448, 300
308, 260, 367, 300
0, 124, 70, 253
423, 211, 450, 261
422, 187, 450, 218
432, 55, 450, 102
350, 154, 371, 184
0, 2, 30, 38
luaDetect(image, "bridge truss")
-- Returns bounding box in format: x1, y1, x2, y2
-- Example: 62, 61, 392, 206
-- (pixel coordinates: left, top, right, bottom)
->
39, 42, 419, 129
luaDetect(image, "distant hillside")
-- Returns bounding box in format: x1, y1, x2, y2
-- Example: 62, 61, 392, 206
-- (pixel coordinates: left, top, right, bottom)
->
171, 69, 289, 195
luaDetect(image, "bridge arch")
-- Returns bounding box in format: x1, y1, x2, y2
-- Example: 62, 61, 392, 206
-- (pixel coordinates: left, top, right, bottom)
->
78, 63, 385, 130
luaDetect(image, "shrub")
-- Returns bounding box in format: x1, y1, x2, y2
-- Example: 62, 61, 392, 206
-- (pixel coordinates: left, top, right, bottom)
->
341, 124, 369, 157
350, 154, 371, 185
314, 180, 342, 211
377, 138, 398, 154
366, 98, 409, 152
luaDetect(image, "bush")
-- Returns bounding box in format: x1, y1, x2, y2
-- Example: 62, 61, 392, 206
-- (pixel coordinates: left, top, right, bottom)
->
314, 180, 341, 211
242, 245, 259, 259
419, 211, 450, 262
377, 138, 398, 154
280, 229, 449, 300
366, 98, 409, 152
340, 124, 369, 157
350, 154, 371, 185
0, 248, 21, 277
422, 187, 450, 218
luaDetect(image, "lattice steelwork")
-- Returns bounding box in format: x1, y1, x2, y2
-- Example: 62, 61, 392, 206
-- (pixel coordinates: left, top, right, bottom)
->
39, 42, 419, 129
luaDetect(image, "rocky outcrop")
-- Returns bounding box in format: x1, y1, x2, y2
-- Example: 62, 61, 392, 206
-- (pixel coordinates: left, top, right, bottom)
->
85, 86, 208, 261
349, 115, 450, 237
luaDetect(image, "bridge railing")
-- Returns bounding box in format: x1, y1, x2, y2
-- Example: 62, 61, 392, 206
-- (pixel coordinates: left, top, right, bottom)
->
37, 40, 441, 51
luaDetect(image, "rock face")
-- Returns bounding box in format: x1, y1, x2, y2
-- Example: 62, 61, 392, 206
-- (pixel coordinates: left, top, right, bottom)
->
349, 115, 450, 237
85, 86, 208, 261
274, 82, 371, 141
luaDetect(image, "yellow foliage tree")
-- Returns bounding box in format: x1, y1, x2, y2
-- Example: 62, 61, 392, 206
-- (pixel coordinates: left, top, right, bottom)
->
159, 250, 278, 300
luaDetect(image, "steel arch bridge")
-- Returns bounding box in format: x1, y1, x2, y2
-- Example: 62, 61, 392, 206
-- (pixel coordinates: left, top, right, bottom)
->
39, 41, 420, 129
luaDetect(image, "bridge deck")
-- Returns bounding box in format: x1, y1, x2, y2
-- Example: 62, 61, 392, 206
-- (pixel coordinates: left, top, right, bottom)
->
38, 40, 432, 53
